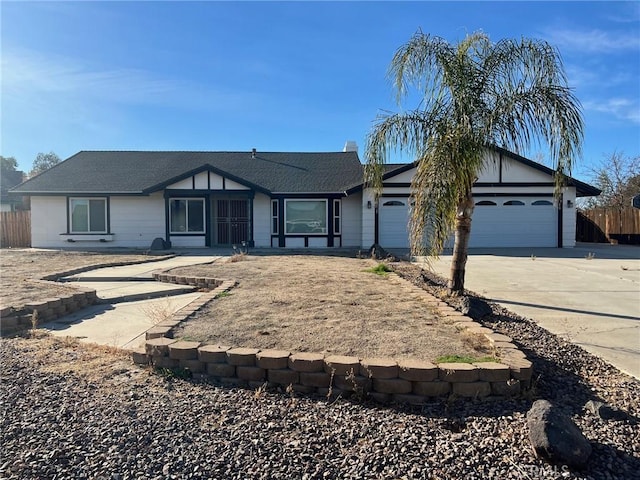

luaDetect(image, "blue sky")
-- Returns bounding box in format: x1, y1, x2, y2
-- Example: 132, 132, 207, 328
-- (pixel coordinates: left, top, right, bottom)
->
2, 1, 639, 181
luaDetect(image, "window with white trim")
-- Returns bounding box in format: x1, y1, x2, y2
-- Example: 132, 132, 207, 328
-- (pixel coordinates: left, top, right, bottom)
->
170, 198, 205, 233
70, 198, 107, 233
333, 199, 341, 234
285, 199, 327, 234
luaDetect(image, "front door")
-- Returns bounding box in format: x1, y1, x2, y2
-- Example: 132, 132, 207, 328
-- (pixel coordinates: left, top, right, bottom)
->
215, 198, 249, 245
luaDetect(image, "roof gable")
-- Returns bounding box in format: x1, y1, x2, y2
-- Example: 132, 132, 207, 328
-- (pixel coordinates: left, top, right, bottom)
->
373, 147, 600, 197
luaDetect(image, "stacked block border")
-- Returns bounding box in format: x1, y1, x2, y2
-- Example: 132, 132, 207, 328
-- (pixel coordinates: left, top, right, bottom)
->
0, 254, 176, 336
0, 289, 98, 335
132, 272, 533, 403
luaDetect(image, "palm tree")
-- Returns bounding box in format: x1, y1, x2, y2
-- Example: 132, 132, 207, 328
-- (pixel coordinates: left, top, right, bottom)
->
365, 31, 583, 295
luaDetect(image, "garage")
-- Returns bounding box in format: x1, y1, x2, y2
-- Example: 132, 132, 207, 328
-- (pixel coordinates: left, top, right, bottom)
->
377, 196, 558, 248
469, 198, 557, 247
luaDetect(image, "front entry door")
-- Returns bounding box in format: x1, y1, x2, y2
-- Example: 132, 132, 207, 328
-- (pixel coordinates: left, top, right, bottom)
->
215, 198, 249, 245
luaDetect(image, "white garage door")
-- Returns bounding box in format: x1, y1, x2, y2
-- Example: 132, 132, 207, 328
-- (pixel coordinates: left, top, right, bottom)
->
378, 197, 558, 248
379, 200, 411, 248
470, 198, 557, 247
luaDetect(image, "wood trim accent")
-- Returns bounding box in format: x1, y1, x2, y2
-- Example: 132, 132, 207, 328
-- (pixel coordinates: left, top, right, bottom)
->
382, 182, 411, 188
474, 182, 555, 187
472, 193, 554, 198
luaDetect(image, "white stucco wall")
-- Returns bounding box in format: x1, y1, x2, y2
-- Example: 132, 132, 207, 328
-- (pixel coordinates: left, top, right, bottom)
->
110, 194, 165, 248
31, 196, 67, 248
169, 236, 206, 247
252, 193, 272, 247
562, 188, 577, 247
341, 193, 362, 247
361, 189, 376, 247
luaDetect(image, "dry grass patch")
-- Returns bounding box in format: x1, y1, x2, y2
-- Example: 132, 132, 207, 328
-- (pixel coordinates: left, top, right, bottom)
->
171, 255, 490, 363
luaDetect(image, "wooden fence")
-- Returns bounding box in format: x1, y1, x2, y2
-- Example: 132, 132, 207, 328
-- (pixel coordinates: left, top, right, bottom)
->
0, 211, 31, 248
577, 207, 640, 245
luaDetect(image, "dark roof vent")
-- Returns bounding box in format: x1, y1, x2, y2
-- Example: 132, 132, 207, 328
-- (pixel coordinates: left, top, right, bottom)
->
251, 148, 256, 159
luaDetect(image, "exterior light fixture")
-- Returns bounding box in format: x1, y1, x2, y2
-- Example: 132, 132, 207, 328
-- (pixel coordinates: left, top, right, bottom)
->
567, 200, 574, 208
367, 201, 372, 209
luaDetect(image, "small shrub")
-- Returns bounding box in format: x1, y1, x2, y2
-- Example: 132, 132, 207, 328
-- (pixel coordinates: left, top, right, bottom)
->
228, 253, 247, 263
460, 330, 492, 352
215, 291, 232, 299
140, 301, 174, 326
30, 309, 39, 330
364, 263, 392, 276
436, 354, 497, 364
154, 366, 192, 380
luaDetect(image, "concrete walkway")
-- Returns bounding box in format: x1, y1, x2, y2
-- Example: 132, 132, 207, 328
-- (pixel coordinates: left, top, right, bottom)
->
418, 244, 640, 379
43, 254, 221, 349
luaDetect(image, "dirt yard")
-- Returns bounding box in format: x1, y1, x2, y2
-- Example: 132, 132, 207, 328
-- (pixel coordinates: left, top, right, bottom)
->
0, 249, 168, 309
170, 255, 488, 363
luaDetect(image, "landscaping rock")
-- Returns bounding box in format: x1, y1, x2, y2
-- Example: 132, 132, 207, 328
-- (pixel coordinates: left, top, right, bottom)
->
459, 295, 493, 319
527, 399, 592, 468
150, 237, 168, 250
368, 243, 399, 261
584, 400, 630, 421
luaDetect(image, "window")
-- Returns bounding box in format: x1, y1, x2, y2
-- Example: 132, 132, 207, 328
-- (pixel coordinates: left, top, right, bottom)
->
475, 200, 497, 206
532, 200, 553, 206
271, 199, 279, 234
285, 200, 327, 234
70, 198, 107, 233
333, 199, 341, 234
170, 198, 205, 233
503, 200, 525, 206
382, 200, 405, 206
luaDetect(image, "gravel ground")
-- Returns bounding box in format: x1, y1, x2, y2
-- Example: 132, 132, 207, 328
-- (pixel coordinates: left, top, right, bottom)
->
1, 260, 639, 479
1, 324, 639, 479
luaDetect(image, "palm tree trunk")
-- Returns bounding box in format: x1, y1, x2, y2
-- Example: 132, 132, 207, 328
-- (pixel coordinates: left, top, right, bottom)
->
449, 191, 474, 295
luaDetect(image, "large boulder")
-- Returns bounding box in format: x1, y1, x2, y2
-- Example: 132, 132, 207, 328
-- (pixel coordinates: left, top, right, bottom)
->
527, 399, 592, 468
149, 237, 168, 251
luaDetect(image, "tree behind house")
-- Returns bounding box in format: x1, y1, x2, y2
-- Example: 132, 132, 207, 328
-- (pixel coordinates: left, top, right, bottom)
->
582, 152, 640, 211
30, 152, 61, 177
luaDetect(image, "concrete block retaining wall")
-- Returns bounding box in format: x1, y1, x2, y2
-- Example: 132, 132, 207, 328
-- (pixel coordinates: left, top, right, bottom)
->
1, 254, 177, 336
134, 339, 532, 402
153, 272, 222, 290
132, 273, 533, 403
0, 289, 98, 335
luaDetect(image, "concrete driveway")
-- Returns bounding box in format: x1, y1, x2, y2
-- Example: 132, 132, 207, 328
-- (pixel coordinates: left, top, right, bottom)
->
420, 243, 640, 379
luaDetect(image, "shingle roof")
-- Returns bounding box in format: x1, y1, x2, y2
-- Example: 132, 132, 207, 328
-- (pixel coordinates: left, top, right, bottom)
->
11, 151, 365, 195
1, 169, 25, 202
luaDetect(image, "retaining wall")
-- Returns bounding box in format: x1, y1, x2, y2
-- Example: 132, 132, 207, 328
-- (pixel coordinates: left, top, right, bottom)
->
0, 289, 98, 335
132, 273, 533, 403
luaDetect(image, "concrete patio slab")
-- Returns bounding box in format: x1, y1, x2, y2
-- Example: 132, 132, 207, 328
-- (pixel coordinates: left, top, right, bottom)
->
42, 254, 222, 349
70, 281, 197, 303
65, 254, 221, 280
43, 293, 201, 350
